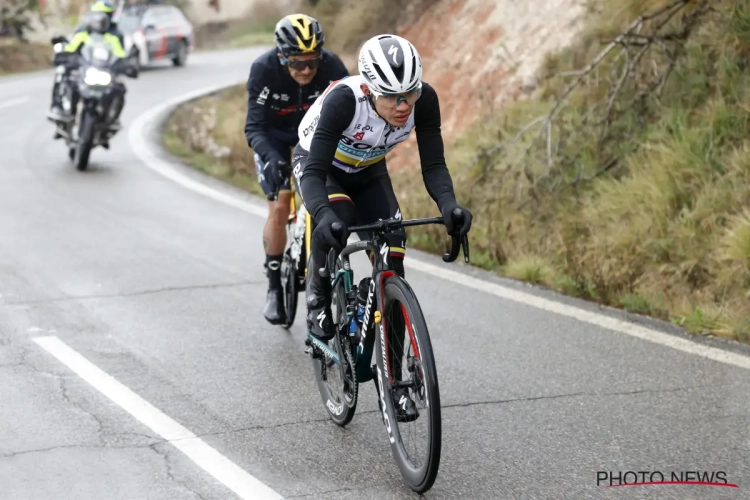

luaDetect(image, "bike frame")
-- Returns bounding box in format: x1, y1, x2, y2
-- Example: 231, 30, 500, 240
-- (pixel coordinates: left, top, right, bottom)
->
284, 169, 313, 281
306, 215, 468, 385
306, 236, 388, 384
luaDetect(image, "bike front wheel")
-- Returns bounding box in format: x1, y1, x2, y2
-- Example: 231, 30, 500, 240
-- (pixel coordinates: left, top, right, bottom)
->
375, 274, 442, 493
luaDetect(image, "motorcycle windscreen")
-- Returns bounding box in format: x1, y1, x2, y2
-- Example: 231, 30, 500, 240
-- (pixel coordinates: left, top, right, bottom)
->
80, 34, 116, 68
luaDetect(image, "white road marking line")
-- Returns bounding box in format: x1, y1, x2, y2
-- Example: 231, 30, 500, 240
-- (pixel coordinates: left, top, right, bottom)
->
33, 336, 284, 500
128, 81, 268, 218
0, 96, 29, 110
128, 80, 750, 373
405, 259, 750, 371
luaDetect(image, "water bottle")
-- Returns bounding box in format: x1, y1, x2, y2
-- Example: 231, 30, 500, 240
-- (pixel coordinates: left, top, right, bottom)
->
356, 303, 365, 324
355, 277, 372, 325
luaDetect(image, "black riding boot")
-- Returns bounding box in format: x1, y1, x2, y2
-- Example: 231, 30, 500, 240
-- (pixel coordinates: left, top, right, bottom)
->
263, 254, 286, 325
305, 253, 335, 341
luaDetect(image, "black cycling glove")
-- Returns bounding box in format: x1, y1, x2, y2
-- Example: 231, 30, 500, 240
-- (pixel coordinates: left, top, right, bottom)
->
313, 210, 350, 252
440, 201, 473, 237
262, 156, 289, 198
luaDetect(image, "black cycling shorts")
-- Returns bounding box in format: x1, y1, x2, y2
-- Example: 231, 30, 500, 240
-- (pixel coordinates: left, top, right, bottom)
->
292, 144, 406, 265
253, 133, 295, 196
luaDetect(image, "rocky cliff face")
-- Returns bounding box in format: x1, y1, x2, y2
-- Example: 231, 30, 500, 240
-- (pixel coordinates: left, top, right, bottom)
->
388, 0, 586, 171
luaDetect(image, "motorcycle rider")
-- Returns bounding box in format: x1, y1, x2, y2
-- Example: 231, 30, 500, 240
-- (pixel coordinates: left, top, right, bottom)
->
74, 1, 125, 46
48, 1, 126, 125
244, 14, 349, 325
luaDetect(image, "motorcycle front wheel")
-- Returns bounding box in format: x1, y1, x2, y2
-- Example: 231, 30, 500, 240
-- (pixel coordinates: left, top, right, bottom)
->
74, 111, 95, 171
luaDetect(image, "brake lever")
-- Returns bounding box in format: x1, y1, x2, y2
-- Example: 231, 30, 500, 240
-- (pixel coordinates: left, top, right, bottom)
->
461, 234, 470, 264
442, 232, 461, 263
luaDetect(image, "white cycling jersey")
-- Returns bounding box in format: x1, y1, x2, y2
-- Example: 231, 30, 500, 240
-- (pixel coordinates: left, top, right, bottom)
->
297, 76, 416, 173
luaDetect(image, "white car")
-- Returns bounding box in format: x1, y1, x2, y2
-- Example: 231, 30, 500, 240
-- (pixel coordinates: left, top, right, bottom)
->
115, 3, 194, 70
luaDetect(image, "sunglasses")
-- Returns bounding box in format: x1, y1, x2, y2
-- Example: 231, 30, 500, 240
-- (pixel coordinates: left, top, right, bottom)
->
285, 56, 321, 71
371, 83, 423, 108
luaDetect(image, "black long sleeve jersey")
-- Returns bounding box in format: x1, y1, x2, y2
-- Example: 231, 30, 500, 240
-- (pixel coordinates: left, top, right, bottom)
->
244, 48, 349, 165
296, 76, 456, 222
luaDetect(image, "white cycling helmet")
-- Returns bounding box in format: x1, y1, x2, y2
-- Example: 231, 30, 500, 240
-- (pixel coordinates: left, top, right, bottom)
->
358, 34, 422, 94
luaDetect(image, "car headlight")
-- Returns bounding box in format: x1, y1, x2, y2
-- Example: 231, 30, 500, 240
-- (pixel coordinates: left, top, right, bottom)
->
84, 68, 112, 86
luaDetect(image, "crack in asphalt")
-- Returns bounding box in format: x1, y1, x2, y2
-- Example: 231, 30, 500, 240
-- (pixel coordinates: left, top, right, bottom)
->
149, 443, 210, 500
56, 374, 107, 447
103, 431, 160, 442
198, 415, 334, 437
0, 443, 151, 459
5, 347, 210, 497
9, 349, 109, 448
0, 280, 265, 306
440, 385, 709, 409
81, 384, 708, 449
0, 361, 25, 369
286, 486, 365, 499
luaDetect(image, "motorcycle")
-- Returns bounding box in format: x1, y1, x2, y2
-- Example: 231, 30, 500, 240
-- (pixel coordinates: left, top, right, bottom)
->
50, 34, 138, 171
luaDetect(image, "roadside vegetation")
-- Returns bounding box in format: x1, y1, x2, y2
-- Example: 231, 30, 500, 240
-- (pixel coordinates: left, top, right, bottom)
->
163, 84, 264, 196
164, 0, 750, 342
192, 2, 283, 51
0, 37, 50, 74
0, 0, 85, 75
295, 0, 428, 56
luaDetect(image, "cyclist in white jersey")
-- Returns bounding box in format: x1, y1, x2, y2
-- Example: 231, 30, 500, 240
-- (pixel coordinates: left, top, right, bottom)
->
293, 34, 472, 349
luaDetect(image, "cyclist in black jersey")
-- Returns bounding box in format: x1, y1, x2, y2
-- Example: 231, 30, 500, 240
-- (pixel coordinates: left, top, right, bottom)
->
244, 14, 349, 326
293, 34, 473, 345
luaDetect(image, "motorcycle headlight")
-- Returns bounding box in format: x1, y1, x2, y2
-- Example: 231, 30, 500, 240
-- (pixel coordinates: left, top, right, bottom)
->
83, 68, 112, 86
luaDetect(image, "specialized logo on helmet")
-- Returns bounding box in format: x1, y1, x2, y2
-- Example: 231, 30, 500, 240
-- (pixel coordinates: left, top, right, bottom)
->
286, 14, 318, 53
388, 44, 400, 65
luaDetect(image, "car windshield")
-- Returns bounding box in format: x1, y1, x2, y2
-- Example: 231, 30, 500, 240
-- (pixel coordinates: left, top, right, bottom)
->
116, 12, 141, 33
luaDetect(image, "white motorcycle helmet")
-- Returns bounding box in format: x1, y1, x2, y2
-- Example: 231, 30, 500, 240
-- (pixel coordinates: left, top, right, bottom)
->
358, 34, 423, 95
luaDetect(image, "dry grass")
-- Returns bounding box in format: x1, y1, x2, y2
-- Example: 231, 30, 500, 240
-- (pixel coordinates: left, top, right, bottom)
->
0, 38, 51, 74
192, 2, 285, 51
392, 0, 750, 340
163, 85, 263, 196
296, 0, 430, 70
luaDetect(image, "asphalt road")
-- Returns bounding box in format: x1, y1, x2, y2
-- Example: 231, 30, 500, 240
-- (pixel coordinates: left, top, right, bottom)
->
1, 47, 749, 500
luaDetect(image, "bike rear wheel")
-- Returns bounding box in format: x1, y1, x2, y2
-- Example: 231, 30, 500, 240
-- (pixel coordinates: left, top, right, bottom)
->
280, 248, 298, 329
375, 274, 441, 493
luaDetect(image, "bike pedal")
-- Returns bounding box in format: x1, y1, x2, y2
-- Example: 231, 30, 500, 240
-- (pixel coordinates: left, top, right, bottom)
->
305, 346, 322, 359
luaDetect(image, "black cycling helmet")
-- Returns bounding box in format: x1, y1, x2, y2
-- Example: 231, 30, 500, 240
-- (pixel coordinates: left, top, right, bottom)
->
274, 14, 324, 56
